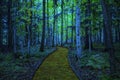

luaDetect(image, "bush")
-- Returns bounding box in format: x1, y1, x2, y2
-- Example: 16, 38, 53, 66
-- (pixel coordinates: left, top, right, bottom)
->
0, 53, 5, 61
99, 74, 111, 80
78, 50, 110, 70
93, 43, 105, 51
86, 54, 110, 69
34, 53, 42, 58
24, 53, 32, 59
5, 54, 14, 61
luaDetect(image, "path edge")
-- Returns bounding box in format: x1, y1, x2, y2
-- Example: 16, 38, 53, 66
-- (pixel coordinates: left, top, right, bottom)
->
31, 47, 57, 80
67, 49, 81, 80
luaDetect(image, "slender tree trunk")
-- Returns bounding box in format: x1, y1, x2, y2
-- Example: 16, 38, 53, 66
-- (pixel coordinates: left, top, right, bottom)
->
13, 26, 17, 53
88, 0, 92, 52
40, 0, 46, 51
66, 28, 68, 44
30, 0, 33, 46
0, 10, 2, 51
85, 27, 89, 49
101, 0, 116, 75
47, 0, 50, 48
27, 26, 31, 53
76, 5, 82, 57
71, 4, 74, 48
0, 20, 2, 52
8, 0, 13, 52
61, 0, 64, 46
115, 26, 118, 42
119, 23, 120, 41
66, 13, 69, 44
52, 4, 56, 47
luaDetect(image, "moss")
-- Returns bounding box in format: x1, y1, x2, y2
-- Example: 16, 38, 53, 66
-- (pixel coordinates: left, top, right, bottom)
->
33, 47, 78, 80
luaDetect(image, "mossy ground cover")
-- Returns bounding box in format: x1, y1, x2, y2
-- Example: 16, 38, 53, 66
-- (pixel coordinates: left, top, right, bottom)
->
33, 47, 78, 80
0, 47, 56, 80
68, 43, 120, 80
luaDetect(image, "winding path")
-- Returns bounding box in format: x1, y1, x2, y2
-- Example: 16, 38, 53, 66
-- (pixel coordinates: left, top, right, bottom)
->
33, 47, 78, 80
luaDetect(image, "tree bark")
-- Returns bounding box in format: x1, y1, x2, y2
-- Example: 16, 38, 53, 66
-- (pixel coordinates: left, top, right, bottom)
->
72, 4, 74, 47
61, 0, 64, 46
8, 0, 13, 52
0, 21, 2, 52
52, 3, 56, 47
101, 0, 116, 75
13, 26, 17, 53
40, 0, 46, 51
76, 5, 82, 57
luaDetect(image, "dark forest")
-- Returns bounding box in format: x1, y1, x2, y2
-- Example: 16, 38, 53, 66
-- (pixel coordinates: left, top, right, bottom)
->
0, 0, 120, 80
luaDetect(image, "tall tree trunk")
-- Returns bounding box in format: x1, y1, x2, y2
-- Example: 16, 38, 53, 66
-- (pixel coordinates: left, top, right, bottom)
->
61, 0, 64, 46
119, 23, 120, 42
52, 3, 56, 47
30, 0, 33, 46
88, 0, 92, 52
76, 5, 82, 57
8, 0, 13, 52
84, 0, 92, 51
72, 4, 74, 48
13, 26, 17, 53
27, 26, 31, 53
40, 0, 46, 51
0, 19, 2, 52
47, 0, 50, 48
115, 26, 118, 42
0, 7, 2, 51
84, 27, 89, 49
66, 13, 69, 44
101, 0, 116, 75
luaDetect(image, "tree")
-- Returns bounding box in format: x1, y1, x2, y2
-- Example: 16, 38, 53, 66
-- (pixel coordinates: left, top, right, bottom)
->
76, 1, 82, 57
40, 0, 46, 52
52, 0, 57, 47
101, 0, 116, 75
61, 0, 64, 46
8, 0, 13, 52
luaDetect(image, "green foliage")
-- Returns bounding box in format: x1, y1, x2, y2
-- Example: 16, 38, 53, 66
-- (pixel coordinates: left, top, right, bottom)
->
24, 53, 32, 59
99, 74, 111, 80
0, 54, 5, 61
5, 54, 14, 61
34, 53, 42, 58
13, 52, 23, 59
86, 54, 110, 69
79, 51, 110, 70
93, 43, 106, 51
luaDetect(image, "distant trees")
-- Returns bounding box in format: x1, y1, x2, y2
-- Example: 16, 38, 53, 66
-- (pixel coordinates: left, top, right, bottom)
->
84, 0, 92, 52
0, 0, 119, 64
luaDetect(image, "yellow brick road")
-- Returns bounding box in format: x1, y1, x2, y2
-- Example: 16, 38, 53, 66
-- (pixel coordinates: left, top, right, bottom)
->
33, 47, 78, 80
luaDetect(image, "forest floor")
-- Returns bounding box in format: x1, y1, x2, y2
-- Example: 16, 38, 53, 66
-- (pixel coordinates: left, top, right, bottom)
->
0, 47, 56, 80
68, 43, 120, 80
33, 47, 78, 80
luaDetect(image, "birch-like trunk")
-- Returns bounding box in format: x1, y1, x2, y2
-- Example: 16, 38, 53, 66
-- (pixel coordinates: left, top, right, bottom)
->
76, 6, 82, 57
